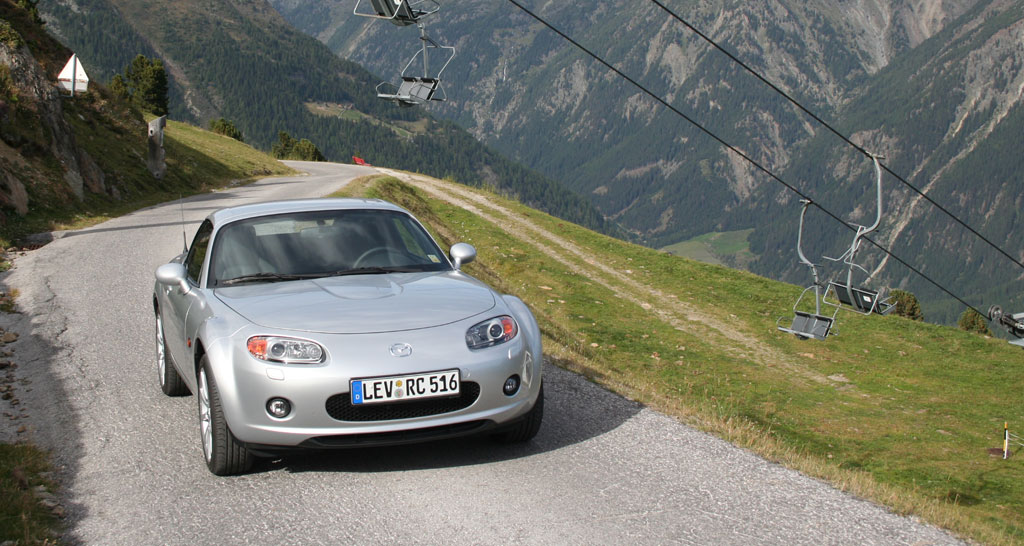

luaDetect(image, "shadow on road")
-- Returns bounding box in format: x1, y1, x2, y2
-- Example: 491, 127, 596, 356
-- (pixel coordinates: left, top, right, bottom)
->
58, 220, 204, 238
261, 363, 643, 474
0, 279, 89, 543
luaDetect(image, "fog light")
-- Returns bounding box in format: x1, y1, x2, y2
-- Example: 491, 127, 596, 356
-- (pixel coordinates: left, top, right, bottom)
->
266, 397, 291, 419
503, 375, 520, 396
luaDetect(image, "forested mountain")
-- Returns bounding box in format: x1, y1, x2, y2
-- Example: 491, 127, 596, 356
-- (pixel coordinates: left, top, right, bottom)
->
275, 0, 1024, 324
38, 0, 612, 234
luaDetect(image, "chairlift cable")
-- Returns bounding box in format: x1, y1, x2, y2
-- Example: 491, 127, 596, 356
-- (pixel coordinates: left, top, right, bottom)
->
648, 0, 1024, 273
504, 0, 989, 318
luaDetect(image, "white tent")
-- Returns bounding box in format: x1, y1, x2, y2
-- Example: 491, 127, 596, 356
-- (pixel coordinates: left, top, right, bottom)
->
57, 54, 89, 96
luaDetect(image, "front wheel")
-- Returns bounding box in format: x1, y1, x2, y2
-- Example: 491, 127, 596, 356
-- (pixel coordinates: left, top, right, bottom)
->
198, 356, 253, 475
492, 384, 544, 443
156, 311, 188, 396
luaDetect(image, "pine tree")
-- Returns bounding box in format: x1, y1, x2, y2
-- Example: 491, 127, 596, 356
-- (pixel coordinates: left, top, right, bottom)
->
958, 309, 991, 335
889, 289, 923, 321
109, 74, 128, 100
271, 131, 324, 161
16, 0, 44, 26
121, 55, 168, 116
293, 138, 325, 161
209, 118, 244, 142
271, 131, 297, 159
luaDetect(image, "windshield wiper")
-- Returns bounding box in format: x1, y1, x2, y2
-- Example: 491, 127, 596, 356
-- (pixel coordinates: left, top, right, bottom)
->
220, 267, 425, 285
326, 266, 424, 277
219, 272, 316, 286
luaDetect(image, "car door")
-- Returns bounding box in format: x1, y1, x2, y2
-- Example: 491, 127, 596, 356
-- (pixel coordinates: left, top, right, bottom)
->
163, 220, 212, 370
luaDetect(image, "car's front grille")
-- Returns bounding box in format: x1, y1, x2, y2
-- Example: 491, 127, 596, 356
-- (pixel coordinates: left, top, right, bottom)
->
325, 382, 481, 422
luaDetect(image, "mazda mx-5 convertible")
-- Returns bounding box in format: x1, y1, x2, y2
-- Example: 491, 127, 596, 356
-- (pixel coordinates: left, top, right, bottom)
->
153, 198, 543, 475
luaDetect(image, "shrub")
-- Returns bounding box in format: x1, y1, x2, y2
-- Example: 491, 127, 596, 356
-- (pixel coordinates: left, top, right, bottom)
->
209, 118, 244, 142
889, 289, 923, 321
958, 308, 991, 335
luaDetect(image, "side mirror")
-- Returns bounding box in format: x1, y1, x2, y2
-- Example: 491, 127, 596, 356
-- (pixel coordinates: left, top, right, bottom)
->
156, 263, 190, 294
449, 242, 476, 270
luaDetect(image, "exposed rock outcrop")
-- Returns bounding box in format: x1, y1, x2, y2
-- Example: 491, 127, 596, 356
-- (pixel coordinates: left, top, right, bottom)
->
0, 25, 106, 207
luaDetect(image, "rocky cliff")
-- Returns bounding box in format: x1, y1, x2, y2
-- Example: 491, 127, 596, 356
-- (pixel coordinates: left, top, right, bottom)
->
0, 6, 107, 219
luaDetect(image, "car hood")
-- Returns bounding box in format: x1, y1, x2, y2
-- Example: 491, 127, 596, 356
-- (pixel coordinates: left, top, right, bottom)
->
214, 272, 496, 334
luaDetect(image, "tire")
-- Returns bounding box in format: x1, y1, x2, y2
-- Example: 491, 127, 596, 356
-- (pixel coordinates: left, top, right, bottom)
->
492, 384, 544, 443
156, 311, 189, 396
198, 356, 253, 476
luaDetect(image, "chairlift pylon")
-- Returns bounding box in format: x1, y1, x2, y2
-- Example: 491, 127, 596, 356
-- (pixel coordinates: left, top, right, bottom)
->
354, 0, 454, 107
822, 154, 894, 316
777, 200, 838, 340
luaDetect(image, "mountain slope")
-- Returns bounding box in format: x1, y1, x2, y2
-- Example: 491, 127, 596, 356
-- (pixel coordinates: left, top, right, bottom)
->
39, 0, 613, 234
278, 0, 1024, 324
749, 1, 1024, 323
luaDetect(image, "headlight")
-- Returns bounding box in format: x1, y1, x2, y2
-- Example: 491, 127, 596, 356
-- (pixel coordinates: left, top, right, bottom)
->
466, 316, 518, 350
247, 336, 325, 364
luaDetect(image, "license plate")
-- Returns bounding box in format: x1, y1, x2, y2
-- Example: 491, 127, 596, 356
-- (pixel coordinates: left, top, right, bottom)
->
351, 369, 460, 405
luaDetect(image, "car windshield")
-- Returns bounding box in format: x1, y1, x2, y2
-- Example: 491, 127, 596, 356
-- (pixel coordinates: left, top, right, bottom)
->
210, 209, 450, 286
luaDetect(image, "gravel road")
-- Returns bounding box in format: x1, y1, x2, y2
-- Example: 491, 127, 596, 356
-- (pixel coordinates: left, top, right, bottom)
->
0, 162, 961, 545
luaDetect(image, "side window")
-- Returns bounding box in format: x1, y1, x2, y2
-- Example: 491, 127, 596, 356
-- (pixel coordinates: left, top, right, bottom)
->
185, 220, 213, 284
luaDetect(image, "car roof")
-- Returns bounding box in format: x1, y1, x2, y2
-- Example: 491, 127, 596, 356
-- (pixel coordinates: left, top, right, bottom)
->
207, 198, 410, 227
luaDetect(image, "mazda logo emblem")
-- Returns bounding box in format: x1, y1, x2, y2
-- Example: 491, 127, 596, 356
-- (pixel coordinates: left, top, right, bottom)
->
389, 343, 413, 357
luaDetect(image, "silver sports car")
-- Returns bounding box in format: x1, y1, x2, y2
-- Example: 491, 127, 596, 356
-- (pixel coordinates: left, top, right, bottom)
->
153, 198, 543, 475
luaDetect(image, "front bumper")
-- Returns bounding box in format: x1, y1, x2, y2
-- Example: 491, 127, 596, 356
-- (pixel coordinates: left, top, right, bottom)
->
205, 324, 542, 448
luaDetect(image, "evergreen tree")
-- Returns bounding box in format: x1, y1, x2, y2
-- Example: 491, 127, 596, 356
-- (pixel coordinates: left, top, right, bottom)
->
17, 0, 44, 26
271, 131, 324, 161
293, 138, 325, 161
271, 131, 297, 159
889, 290, 923, 321
109, 74, 128, 100
958, 309, 991, 335
120, 55, 168, 116
209, 118, 243, 142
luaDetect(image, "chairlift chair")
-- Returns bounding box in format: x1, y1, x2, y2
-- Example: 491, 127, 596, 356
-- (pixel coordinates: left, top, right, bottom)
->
375, 25, 454, 107
777, 200, 838, 340
822, 154, 894, 316
354, 0, 440, 26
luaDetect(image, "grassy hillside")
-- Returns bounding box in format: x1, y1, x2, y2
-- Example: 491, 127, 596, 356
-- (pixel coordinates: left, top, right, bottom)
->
336, 171, 1024, 545
2, 93, 295, 246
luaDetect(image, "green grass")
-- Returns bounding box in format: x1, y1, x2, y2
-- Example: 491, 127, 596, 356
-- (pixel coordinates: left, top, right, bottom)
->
661, 229, 756, 268
304, 101, 366, 122
337, 174, 1024, 545
0, 443, 60, 544
303, 101, 430, 139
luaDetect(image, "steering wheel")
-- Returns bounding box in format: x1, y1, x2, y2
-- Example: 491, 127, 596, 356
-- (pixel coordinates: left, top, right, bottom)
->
354, 247, 415, 269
